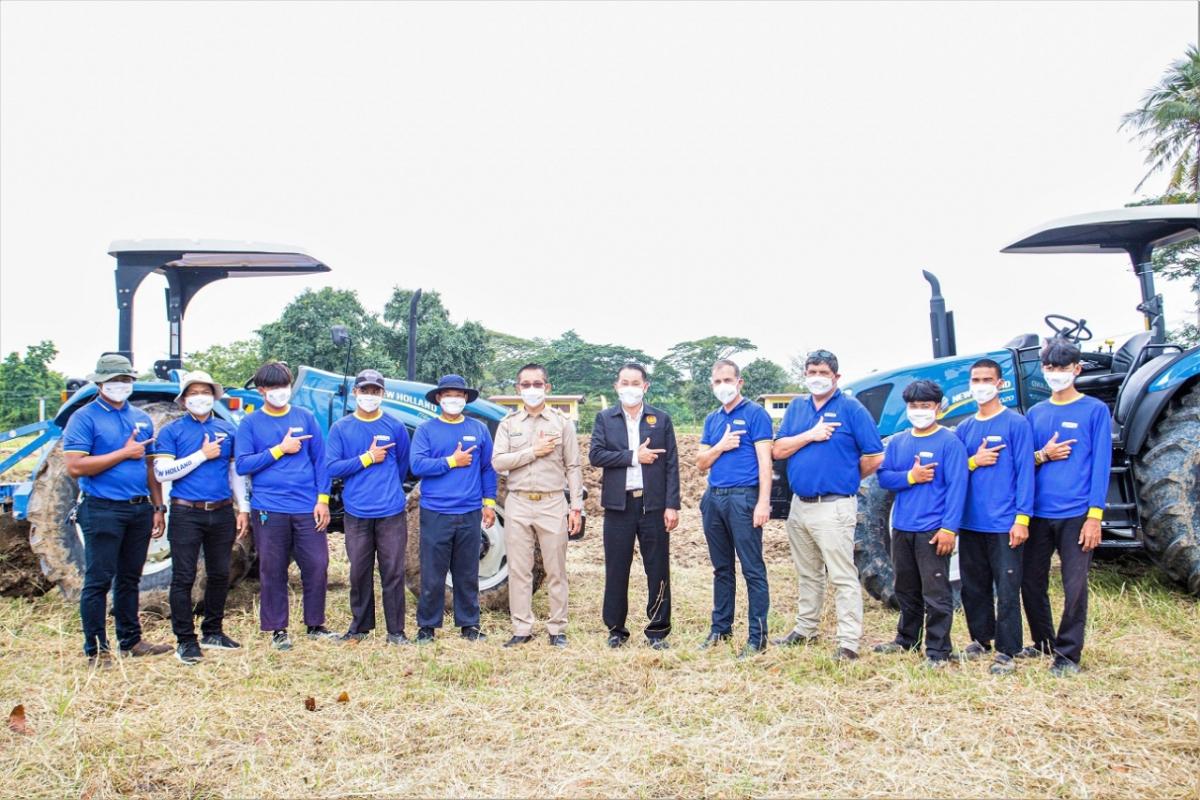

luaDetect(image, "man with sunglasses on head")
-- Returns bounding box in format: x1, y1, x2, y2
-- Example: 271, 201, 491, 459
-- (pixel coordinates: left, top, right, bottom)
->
771, 349, 883, 661
492, 363, 583, 648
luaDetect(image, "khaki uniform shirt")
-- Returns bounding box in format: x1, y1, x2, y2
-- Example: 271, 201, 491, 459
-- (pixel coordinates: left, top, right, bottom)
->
492, 405, 583, 510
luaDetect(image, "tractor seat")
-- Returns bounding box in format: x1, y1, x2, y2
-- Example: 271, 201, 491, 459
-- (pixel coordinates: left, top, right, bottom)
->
1075, 332, 1152, 390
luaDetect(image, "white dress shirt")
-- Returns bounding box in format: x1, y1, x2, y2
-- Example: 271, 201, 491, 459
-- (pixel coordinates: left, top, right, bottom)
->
624, 405, 644, 491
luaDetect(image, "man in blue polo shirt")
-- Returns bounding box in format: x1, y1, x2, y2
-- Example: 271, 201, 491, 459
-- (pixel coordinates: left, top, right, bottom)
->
153, 371, 250, 665
696, 359, 774, 657
326, 369, 412, 644
62, 353, 171, 664
771, 349, 883, 660
410, 374, 497, 643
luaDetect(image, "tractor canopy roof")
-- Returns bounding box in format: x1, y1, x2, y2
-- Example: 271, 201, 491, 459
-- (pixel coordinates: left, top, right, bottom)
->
1000, 204, 1199, 256
107, 239, 330, 275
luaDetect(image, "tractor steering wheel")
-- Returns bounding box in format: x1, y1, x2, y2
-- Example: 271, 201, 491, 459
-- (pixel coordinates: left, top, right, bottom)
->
1044, 314, 1093, 343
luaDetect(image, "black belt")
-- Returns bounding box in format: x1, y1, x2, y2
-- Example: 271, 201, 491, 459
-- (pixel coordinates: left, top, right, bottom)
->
172, 498, 233, 511
796, 494, 852, 503
83, 494, 150, 505
709, 486, 758, 496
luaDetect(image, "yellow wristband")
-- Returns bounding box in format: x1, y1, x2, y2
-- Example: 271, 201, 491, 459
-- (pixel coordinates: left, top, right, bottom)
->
446, 455, 457, 468
483, 498, 496, 508
906, 470, 916, 485
1015, 514, 1030, 526
938, 528, 956, 537
967, 456, 978, 471
1087, 507, 1104, 521
360, 453, 374, 468
270, 446, 284, 460
317, 494, 330, 504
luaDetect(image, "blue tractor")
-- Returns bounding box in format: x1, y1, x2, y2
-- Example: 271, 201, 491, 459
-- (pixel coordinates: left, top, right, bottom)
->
821, 204, 1200, 607
1, 241, 569, 612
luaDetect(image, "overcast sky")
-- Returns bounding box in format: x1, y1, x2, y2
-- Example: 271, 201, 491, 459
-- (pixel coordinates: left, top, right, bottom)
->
1, 1, 1196, 385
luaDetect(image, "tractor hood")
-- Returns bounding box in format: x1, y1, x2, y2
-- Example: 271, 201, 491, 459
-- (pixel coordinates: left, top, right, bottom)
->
1000, 204, 1199, 255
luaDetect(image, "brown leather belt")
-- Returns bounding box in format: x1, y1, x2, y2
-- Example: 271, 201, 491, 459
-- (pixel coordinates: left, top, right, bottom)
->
172, 498, 233, 511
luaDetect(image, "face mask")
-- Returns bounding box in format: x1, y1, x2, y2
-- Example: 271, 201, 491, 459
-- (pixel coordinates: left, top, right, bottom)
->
1043, 370, 1075, 392
906, 407, 937, 429
356, 394, 382, 413
713, 383, 739, 405
100, 382, 133, 403
520, 387, 545, 407
265, 387, 291, 407
806, 375, 834, 396
617, 386, 644, 407
969, 384, 998, 405
440, 397, 467, 416
185, 395, 214, 416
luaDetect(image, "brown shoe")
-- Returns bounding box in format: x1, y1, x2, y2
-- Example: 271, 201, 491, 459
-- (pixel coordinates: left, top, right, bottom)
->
121, 640, 172, 657
86, 650, 114, 669
834, 647, 860, 661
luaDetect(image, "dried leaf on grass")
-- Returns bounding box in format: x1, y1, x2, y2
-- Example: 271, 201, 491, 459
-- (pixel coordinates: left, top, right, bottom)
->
8, 704, 32, 735
304, 697, 316, 712
337, 691, 349, 703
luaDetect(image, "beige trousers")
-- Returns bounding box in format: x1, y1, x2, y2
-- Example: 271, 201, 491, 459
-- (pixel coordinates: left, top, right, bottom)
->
506, 493, 569, 636
785, 495, 863, 652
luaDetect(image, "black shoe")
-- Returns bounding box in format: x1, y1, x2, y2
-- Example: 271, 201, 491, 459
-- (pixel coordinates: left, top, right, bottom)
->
872, 640, 914, 655
340, 631, 369, 643
1049, 656, 1081, 677
646, 638, 670, 651
461, 626, 486, 641
737, 640, 766, 659
833, 647, 859, 661
699, 632, 732, 650
772, 630, 818, 647
199, 633, 241, 650
989, 653, 1016, 675
271, 630, 292, 651
415, 627, 436, 644
386, 632, 410, 646
175, 641, 203, 665
548, 634, 567, 648
504, 635, 533, 648
923, 657, 950, 670
607, 634, 628, 649
86, 650, 114, 669
1014, 644, 1050, 659
961, 641, 991, 661
306, 625, 339, 640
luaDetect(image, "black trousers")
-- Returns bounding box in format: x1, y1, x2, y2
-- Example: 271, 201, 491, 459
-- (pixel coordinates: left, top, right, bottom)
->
959, 530, 1024, 656
891, 529, 953, 660
1022, 515, 1092, 664
344, 511, 408, 635
602, 494, 672, 641
168, 505, 236, 645
78, 497, 153, 655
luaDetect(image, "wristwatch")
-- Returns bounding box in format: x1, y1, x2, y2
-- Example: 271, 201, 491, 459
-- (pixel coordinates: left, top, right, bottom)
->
153, 504, 169, 513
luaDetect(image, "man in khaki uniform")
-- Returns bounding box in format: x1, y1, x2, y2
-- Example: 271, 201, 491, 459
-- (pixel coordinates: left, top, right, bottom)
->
492, 363, 583, 648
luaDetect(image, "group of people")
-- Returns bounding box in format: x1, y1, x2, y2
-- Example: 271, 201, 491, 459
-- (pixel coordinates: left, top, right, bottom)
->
64, 336, 1109, 677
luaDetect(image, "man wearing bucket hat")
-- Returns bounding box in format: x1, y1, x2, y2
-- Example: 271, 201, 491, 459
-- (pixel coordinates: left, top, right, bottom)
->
62, 353, 171, 664
152, 370, 251, 665
326, 369, 413, 644
409, 374, 497, 643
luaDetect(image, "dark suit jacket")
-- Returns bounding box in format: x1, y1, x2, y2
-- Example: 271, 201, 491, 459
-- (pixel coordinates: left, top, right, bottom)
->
588, 403, 680, 512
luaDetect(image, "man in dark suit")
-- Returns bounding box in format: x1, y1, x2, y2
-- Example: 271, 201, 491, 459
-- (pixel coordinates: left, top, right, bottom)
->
589, 363, 681, 649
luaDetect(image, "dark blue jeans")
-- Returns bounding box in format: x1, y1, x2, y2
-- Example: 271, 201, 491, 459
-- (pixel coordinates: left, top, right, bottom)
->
700, 487, 769, 646
417, 508, 482, 629
78, 496, 153, 655
959, 529, 1024, 656
168, 505, 236, 644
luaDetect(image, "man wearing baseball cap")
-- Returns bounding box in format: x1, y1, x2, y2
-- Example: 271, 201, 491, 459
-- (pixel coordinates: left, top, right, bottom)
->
326, 369, 413, 644
152, 371, 251, 665
409, 374, 497, 643
62, 353, 171, 664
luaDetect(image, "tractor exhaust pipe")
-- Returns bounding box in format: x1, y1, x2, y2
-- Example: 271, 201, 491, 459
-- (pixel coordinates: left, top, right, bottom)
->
923, 270, 957, 359
406, 289, 422, 381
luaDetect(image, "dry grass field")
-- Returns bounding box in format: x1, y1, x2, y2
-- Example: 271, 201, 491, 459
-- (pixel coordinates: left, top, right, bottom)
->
1, 507, 1197, 799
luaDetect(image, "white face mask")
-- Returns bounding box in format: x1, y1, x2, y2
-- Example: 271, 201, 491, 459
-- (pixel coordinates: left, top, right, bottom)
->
265, 387, 291, 408
440, 396, 467, 416
713, 383, 739, 405
806, 375, 834, 396
969, 383, 998, 405
617, 386, 644, 407
185, 394, 215, 416
1043, 370, 1075, 392
906, 407, 937, 429
520, 387, 545, 407
100, 382, 133, 403
356, 394, 382, 413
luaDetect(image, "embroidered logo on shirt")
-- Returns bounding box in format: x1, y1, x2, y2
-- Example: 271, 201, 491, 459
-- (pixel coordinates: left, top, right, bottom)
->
1062, 421, 1079, 429
463, 435, 477, 442
373, 435, 391, 442
646, 415, 657, 426
986, 435, 1002, 443
823, 412, 838, 418
733, 419, 747, 426
919, 451, 934, 459
289, 426, 304, 434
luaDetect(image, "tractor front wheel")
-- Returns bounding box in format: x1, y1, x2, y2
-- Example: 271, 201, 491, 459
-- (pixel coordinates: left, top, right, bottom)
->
854, 475, 899, 609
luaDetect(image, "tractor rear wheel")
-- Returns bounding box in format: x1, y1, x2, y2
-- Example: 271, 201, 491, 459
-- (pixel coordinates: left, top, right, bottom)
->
854, 475, 899, 609
26, 400, 253, 614
1133, 383, 1200, 596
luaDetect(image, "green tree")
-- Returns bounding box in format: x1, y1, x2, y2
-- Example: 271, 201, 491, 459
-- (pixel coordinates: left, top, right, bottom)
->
662, 336, 756, 420
380, 289, 491, 385
258, 287, 394, 375
741, 357, 791, 400
186, 339, 262, 386
1120, 44, 1200, 195
0, 341, 64, 428
482, 330, 544, 394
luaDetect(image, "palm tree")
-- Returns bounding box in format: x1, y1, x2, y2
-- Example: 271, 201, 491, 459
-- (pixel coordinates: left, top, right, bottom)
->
1120, 44, 1200, 195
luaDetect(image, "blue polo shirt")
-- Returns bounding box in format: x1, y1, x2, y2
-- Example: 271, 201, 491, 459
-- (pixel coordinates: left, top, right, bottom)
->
234, 405, 330, 514
1027, 394, 1112, 519
61, 397, 155, 500
410, 416, 497, 514
326, 411, 411, 519
154, 413, 238, 503
776, 389, 883, 497
701, 398, 774, 488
